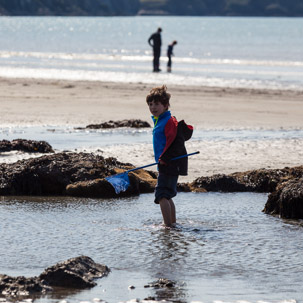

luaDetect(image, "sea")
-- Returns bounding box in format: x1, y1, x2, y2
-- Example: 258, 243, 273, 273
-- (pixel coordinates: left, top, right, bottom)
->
0, 16, 302, 90
1, 16, 303, 303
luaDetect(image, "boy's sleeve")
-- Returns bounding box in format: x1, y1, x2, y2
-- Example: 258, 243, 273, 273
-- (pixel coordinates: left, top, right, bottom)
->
159, 117, 178, 162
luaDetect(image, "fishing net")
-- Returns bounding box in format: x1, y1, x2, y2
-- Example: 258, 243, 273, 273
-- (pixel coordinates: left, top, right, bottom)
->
105, 173, 130, 194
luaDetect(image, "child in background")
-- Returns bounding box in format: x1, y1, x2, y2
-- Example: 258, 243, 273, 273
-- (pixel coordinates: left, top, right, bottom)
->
167, 40, 177, 72
146, 85, 193, 227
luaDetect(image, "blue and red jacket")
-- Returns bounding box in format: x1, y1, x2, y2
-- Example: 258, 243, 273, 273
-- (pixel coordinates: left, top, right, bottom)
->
152, 110, 193, 176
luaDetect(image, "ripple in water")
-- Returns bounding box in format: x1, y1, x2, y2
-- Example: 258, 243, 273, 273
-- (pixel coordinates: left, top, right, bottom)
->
0, 192, 303, 303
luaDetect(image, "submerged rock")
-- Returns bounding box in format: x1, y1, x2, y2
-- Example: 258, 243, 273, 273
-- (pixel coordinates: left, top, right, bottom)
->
0, 139, 54, 153
77, 119, 151, 129
263, 177, 303, 219
0, 256, 107, 298
144, 278, 176, 288
0, 152, 157, 197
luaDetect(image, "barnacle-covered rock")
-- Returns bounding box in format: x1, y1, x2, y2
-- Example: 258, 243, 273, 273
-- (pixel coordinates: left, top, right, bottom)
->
190, 166, 303, 193
263, 177, 303, 219
0, 152, 157, 197
77, 119, 151, 129
0, 139, 54, 153
0, 152, 134, 195
0, 256, 108, 298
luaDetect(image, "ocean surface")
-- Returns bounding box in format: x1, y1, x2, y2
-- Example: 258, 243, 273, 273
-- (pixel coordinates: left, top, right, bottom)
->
0, 16, 303, 90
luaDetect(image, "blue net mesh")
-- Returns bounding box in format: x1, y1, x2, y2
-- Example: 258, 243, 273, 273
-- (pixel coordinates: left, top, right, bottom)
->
105, 173, 130, 194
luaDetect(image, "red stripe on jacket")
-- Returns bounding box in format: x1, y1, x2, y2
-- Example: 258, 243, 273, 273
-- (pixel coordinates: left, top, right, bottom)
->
159, 116, 178, 160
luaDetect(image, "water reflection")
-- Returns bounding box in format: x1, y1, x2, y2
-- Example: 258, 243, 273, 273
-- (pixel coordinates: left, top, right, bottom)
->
146, 228, 189, 303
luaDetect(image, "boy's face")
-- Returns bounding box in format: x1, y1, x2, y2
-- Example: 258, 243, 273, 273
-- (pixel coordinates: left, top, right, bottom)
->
148, 100, 168, 117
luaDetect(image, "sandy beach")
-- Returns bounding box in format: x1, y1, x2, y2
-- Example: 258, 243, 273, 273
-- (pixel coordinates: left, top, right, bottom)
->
1, 77, 303, 182
1, 77, 303, 129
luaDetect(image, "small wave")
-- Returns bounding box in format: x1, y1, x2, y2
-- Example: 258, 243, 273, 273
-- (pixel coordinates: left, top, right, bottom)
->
1, 50, 303, 67
0, 66, 302, 91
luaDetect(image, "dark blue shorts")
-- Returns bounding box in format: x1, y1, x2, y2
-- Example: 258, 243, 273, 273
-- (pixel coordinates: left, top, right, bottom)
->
154, 173, 179, 204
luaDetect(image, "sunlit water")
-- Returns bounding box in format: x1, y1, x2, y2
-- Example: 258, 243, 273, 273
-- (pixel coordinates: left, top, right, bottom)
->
0, 192, 303, 303
0, 17, 302, 90
1, 125, 303, 150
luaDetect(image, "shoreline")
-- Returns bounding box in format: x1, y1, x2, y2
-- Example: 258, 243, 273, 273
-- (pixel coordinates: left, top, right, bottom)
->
1, 77, 303, 182
1, 77, 303, 129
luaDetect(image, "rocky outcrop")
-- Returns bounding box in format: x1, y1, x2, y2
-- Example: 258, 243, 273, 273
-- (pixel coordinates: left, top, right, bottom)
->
77, 119, 151, 130
190, 166, 303, 193
0, 152, 157, 197
0, 256, 108, 297
263, 177, 303, 219
0, 152, 127, 195
1, 149, 302, 218
40, 256, 109, 288
0, 139, 54, 153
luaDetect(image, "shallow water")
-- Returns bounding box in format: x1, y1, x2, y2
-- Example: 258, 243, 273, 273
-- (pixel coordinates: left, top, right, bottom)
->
2, 125, 303, 150
1, 192, 303, 303
0, 17, 303, 90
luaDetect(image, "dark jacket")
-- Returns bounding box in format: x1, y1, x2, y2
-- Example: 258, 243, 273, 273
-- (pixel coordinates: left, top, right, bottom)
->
167, 44, 173, 57
148, 32, 162, 50
159, 120, 193, 176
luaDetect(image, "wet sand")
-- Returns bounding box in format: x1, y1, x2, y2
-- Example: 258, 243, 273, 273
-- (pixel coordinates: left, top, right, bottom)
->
1, 77, 303, 129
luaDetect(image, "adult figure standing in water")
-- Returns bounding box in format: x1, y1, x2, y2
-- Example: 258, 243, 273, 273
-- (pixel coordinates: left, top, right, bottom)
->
148, 27, 162, 72
167, 40, 177, 72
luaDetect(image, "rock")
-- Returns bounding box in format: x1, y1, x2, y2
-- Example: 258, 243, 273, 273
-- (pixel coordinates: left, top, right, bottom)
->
0, 274, 51, 297
190, 174, 249, 192
144, 278, 176, 288
0, 139, 54, 153
190, 166, 303, 193
39, 256, 109, 289
66, 178, 117, 198
0, 256, 108, 298
76, 119, 151, 130
66, 169, 157, 198
0, 152, 157, 197
263, 177, 303, 219
0, 152, 134, 195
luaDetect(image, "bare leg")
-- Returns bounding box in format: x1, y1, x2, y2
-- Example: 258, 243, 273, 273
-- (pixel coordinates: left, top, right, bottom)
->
168, 199, 176, 224
159, 197, 173, 227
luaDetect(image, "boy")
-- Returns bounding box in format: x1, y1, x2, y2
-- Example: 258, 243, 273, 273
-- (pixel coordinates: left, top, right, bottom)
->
146, 85, 193, 227
167, 40, 177, 72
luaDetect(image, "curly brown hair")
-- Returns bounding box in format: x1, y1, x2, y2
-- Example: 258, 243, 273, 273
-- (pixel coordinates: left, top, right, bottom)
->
146, 85, 171, 107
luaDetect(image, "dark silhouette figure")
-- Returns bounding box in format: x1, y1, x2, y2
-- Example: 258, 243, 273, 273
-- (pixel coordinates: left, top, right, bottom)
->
148, 27, 162, 72
167, 40, 177, 72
